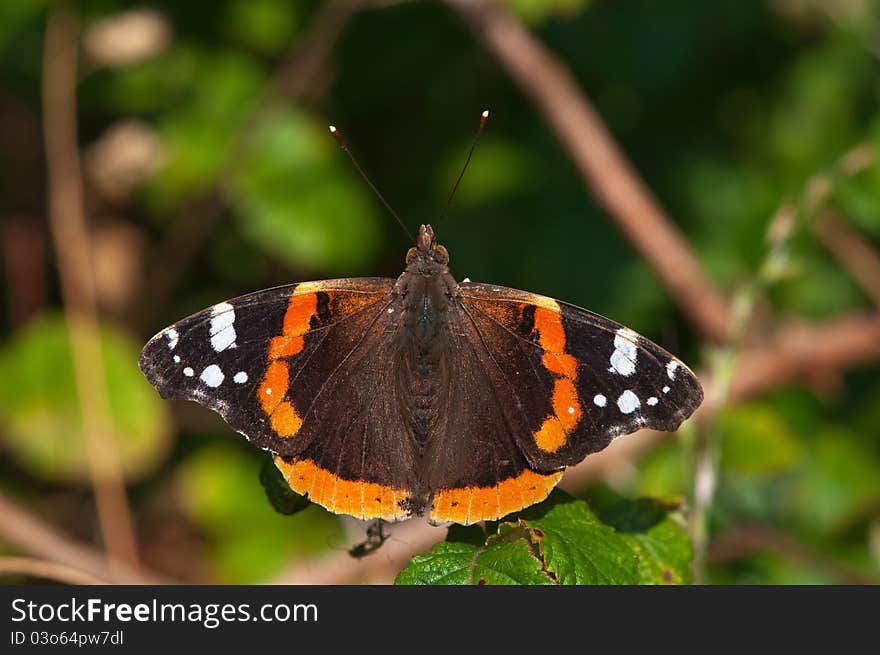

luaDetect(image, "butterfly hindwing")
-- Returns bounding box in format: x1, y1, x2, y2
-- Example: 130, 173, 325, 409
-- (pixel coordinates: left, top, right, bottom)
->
457, 281, 704, 470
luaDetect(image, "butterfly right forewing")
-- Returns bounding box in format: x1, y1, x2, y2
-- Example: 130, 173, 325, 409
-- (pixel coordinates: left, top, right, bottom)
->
457, 281, 703, 471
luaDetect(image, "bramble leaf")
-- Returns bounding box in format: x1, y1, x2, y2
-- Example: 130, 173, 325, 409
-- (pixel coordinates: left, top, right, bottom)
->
599, 498, 693, 584
397, 491, 690, 585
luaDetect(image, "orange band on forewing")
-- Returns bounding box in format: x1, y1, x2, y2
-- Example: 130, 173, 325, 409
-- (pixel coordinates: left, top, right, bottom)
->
543, 351, 578, 379
268, 335, 305, 360
259, 360, 289, 415
259, 290, 319, 435
274, 458, 411, 522
270, 401, 303, 437
533, 306, 566, 355
531, 304, 583, 453
283, 291, 318, 337
535, 417, 567, 452
429, 469, 563, 525
553, 377, 582, 431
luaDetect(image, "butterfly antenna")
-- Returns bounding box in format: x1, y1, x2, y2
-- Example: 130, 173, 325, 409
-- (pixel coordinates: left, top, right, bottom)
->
437, 109, 489, 224
329, 125, 415, 245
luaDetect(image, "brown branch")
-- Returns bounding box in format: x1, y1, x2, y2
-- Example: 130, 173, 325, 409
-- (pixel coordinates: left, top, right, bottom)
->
814, 212, 880, 309
43, 4, 139, 570
131, 0, 369, 332
0, 557, 107, 585
0, 492, 170, 584
730, 312, 880, 400
445, 0, 731, 342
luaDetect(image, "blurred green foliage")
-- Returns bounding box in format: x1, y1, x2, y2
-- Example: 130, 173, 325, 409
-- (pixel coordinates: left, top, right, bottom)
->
0, 314, 170, 482
0, 0, 879, 583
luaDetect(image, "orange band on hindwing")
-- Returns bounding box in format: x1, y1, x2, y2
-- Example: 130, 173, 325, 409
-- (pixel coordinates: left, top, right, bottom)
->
531, 304, 582, 453
273, 457, 411, 522
429, 469, 563, 525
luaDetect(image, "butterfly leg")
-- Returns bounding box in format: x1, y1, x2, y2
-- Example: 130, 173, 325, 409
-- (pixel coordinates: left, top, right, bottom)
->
348, 519, 389, 558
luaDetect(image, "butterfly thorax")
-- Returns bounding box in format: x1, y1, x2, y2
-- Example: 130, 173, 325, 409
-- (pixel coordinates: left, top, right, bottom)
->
394, 225, 459, 447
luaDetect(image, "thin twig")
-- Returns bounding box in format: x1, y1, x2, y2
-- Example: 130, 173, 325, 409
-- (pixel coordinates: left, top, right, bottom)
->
814, 212, 880, 309
444, 0, 731, 342
731, 312, 880, 399
42, 4, 139, 570
0, 556, 107, 585
0, 492, 169, 584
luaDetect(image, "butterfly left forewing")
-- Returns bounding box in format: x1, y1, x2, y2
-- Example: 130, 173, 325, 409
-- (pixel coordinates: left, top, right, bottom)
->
138, 278, 395, 456
458, 281, 703, 470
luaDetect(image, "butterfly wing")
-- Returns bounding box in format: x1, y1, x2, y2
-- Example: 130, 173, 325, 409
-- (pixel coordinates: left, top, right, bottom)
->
455, 281, 703, 471
139, 278, 394, 456
418, 301, 565, 525
139, 277, 424, 522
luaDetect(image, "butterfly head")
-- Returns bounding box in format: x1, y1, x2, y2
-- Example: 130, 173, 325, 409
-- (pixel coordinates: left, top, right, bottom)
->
406, 224, 449, 275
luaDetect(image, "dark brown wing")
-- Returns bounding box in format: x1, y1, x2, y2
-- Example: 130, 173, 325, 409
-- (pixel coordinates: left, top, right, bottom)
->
456, 282, 704, 470
140, 278, 420, 521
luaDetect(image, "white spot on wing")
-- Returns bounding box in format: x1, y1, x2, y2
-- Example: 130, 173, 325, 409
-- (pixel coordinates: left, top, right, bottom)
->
610, 328, 638, 376
200, 364, 224, 387
617, 390, 640, 414
647, 396, 658, 406
567, 406, 574, 414
265, 388, 272, 395
183, 367, 194, 377
173, 355, 180, 363
165, 328, 179, 349
663, 385, 670, 394
593, 394, 607, 407
210, 302, 236, 352
233, 371, 248, 384
666, 360, 679, 380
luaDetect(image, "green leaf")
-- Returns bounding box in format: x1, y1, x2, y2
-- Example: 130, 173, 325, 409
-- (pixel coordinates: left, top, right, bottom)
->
719, 403, 802, 476
517, 492, 639, 584
223, 0, 301, 55
395, 530, 552, 585
228, 109, 380, 272
599, 498, 693, 584
0, 314, 171, 482
259, 455, 311, 515
793, 428, 880, 535
472, 531, 554, 585
636, 442, 689, 501
437, 139, 534, 207
176, 443, 343, 583
395, 541, 477, 585
145, 51, 265, 210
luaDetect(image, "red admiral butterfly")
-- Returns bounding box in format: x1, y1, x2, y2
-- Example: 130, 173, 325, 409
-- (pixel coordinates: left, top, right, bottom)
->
139, 116, 703, 526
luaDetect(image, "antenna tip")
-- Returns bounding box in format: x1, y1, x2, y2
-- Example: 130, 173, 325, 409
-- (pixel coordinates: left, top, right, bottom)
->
328, 125, 337, 133
482, 109, 490, 118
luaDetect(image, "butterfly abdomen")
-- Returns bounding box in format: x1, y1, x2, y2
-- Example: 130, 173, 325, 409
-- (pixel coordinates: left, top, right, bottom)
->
398, 273, 456, 447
